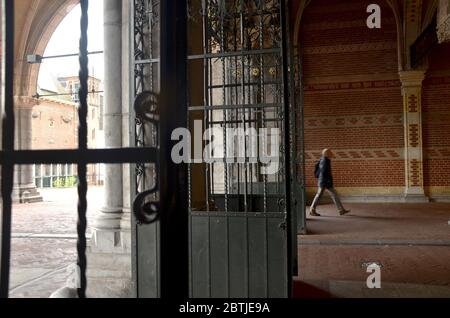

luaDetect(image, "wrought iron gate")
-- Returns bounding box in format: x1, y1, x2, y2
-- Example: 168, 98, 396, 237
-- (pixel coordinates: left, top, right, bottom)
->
130, 0, 300, 298
0, 0, 158, 298
291, 45, 306, 235
185, 0, 296, 298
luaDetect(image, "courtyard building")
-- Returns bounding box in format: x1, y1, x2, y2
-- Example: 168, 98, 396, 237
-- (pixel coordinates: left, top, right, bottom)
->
31, 75, 105, 189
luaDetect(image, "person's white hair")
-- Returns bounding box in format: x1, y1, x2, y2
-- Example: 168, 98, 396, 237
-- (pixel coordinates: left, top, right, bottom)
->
322, 148, 330, 156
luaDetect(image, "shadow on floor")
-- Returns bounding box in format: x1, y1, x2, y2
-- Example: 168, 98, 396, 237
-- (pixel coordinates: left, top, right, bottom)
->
293, 280, 332, 298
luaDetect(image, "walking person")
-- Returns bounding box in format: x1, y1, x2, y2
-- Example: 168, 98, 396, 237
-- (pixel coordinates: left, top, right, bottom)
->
310, 149, 350, 217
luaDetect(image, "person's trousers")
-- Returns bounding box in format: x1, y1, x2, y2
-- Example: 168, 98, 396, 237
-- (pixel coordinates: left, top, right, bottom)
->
310, 187, 345, 211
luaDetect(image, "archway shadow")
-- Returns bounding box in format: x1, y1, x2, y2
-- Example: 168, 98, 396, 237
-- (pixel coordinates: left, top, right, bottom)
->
293, 280, 332, 298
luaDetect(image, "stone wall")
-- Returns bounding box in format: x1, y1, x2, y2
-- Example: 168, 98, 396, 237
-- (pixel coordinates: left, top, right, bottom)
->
31, 100, 78, 150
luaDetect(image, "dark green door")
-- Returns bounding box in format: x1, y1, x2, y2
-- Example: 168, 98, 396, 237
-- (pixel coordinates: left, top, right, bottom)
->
130, 0, 300, 298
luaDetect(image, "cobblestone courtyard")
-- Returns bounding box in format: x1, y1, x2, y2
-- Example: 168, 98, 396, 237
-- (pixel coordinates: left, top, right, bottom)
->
10, 187, 103, 298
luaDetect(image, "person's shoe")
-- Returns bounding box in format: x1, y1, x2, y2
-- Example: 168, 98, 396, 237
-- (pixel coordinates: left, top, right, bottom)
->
310, 210, 321, 217
339, 209, 350, 215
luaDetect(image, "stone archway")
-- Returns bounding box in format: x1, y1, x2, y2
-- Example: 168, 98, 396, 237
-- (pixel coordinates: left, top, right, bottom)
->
292, 0, 405, 70
14, 0, 79, 98
13, 0, 78, 202
295, 0, 414, 202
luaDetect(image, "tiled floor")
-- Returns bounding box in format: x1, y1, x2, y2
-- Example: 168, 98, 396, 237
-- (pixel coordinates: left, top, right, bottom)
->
295, 203, 450, 298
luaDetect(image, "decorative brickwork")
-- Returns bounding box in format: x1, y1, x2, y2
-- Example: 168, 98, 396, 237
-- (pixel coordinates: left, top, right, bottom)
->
304, 80, 401, 92
399, 71, 426, 197
408, 95, 418, 112
303, 42, 398, 55
406, 0, 420, 24
304, 114, 403, 129
300, 0, 404, 193
409, 159, 422, 187
409, 124, 420, 147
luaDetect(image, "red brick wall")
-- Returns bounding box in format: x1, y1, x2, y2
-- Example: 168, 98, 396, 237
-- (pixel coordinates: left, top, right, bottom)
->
31, 101, 78, 150
298, 0, 404, 192
423, 43, 450, 189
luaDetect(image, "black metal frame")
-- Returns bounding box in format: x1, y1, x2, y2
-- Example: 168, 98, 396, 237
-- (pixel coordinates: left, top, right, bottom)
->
158, 0, 189, 299
1, 0, 298, 299
131, 0, 190, 298
280, 0, 293, 296
185, 0, 295, 298
0, 0, 16, 299
0, 0, 168, 298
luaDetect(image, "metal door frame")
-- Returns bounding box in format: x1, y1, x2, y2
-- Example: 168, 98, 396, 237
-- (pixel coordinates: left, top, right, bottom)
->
0, 0, 188, 299
129, 0, 301, 299
130, 0, 190, 298
184, 0, 296, 298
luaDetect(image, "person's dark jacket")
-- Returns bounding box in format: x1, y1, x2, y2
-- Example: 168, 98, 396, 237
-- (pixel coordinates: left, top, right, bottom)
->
318, 156, 333, 189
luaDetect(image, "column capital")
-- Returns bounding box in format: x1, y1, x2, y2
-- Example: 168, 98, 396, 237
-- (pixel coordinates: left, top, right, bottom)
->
438, 0, 450, 43
399, 70, 426, 87
14, 95, 38, 109
438, 16, 450, 43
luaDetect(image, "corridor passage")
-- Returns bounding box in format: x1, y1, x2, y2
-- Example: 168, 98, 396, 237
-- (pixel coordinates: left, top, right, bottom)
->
295, 203, 450, 298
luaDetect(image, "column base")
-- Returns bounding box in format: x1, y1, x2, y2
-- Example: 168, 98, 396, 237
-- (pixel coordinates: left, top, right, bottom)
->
85, 230, 132, 298
86, 248, 132, 298
403, 194, 430, 203
12, 185, 43, 204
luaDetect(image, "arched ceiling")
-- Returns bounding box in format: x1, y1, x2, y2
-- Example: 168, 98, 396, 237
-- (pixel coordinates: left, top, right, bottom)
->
14, 0, 79, 98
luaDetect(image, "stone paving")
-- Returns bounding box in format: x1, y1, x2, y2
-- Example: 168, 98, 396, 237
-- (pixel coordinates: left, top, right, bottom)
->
8, 190, 450, 298
296, 203, 450, 298
302, 202, 450, 241
10, 187, 103, 298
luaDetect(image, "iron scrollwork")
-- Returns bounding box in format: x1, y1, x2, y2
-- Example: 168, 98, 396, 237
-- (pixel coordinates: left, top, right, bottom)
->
133, 91, 160, 225
134, 91, 160, 124
133, 187, 160, 225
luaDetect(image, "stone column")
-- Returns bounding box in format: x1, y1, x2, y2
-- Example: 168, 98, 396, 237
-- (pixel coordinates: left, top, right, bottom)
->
12, 96, 43, 203
120, 0, 132, 253
437, 0, 450, 43
86, 0, 131, 298
91, 0, 123, 251
399, 71, 429, 202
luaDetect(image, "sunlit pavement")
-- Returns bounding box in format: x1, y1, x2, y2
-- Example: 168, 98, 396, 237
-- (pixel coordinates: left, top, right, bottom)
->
10, 187, 103, 298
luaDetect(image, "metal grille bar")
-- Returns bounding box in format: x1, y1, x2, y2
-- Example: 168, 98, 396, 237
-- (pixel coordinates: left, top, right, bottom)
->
186, 0, 294, 298
0, 0, 16, 299
76, 0, 89, 298
0, 0, 159, 298
280, 0, 293, 297
0, 148, 158, 165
